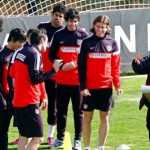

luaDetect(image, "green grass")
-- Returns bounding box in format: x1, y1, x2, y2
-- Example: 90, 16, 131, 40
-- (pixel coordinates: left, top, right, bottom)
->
8, 75, 150, 149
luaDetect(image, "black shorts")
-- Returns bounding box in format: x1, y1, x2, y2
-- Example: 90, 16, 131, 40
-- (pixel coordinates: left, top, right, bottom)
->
82, 88, 114, 112
14, 104, 43, 138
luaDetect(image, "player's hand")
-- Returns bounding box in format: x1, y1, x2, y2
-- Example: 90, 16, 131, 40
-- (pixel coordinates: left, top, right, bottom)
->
81, 89, 91, 97
134, 52, 143, 64
62, 61, 77, 71
53, 59, 63, 72
116, 88, 123, 96
41, 99, 48, 110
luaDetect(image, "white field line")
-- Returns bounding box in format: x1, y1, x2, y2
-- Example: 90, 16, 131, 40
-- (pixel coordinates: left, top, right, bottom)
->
120, 75, 146, 79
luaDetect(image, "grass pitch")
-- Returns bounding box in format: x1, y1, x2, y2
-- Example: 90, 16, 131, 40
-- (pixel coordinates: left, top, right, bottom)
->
8, 75, 150, 150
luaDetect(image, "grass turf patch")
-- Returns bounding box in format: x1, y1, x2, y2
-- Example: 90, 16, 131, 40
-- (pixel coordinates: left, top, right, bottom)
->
8, 76, 150, 149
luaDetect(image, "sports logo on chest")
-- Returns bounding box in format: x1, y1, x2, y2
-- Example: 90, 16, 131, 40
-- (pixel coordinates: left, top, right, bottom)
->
16, 53, 26, 62
106, 45, 112, 52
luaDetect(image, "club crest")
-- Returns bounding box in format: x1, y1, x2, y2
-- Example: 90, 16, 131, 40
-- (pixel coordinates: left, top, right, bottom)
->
106, 45, 112, 52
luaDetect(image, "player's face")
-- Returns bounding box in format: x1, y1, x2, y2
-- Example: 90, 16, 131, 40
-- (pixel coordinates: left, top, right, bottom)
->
94, 22, 107, 38
51, 12, 64, 27
13, 40, 24, 50
67, 18, 79, 31
41, 36, 48, 52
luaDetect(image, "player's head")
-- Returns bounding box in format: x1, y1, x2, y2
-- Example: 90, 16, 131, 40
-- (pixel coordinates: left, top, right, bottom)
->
0, 18, 4, 32
64, 8, 80, 31
90, 15, 112, 37
51, 3, 66, 27
52, 3, 66, 14
26, 28, 37, 38
30, 29, 48, 52
26, 28, 38, 45
7, 28, 26, 50
64, 8, 80, 21
8, 28, 26, 42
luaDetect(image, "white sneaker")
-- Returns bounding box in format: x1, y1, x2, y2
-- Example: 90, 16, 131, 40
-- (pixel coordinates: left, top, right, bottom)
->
74, 140, 82, 150
54, 139, 64, 149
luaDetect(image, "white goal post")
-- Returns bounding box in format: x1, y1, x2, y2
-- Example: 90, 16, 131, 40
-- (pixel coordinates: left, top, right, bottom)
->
0, 0, 150, 18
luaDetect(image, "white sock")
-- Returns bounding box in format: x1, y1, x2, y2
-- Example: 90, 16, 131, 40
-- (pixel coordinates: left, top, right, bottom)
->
47, 125, 55, 138
84, 147, 90, 150
98, 146, 104, 150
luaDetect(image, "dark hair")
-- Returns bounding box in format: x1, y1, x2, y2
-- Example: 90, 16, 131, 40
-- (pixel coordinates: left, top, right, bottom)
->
90, 15, 112, 35
0, 18, 4, 32
30, 29, 47, 45
52, 3, 66, 14
26, 28, 38, 38
7, 28, 26, 42
64, 8, 80, 21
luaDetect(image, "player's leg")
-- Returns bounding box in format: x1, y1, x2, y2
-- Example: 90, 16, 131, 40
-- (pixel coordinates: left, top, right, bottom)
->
71, 85, 83, 149
81, 90, 95, 150
98, 110, 110, 150
18, 136, 29, 150
54, 84, 70, 148
15, 104, 44, 150
0, 95, 13, 150
83, 111, 93, 150
96, 88, 113, 150
146, 107, 150, 141
45, 79, 56, 146
25, 137, 44, 150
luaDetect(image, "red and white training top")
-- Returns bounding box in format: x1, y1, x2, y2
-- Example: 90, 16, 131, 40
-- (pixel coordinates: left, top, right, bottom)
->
50, 27, 89, 85
9, 45, 56, 107
78, 34, 121, 90
37, 22, 63, 80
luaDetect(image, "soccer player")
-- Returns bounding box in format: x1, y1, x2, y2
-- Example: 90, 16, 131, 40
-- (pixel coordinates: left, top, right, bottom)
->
78, 15, 123, 150
37, 3, 66, 147
10, 28, 43, 145
50, 8, 88, 149
132, 52, 150, 141
9, 29, 62, 150
0, 28, 26, 150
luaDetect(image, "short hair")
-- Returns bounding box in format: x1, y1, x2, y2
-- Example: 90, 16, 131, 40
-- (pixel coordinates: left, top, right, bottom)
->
30, 29, 47, 45
7, 28, 26, 42
26, 28, 38, 38
90, 15, 112, 35
52, 3, 66, 14
64, 8, 80, 21
0, 18, 4, 32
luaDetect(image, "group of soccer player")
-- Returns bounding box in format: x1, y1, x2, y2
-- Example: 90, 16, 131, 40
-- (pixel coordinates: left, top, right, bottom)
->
0, 2, 124, 150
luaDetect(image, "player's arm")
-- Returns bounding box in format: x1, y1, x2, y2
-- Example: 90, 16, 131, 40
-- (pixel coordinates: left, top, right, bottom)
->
28, 52, 55, 84
39, 82, 47, 100
132, 54, 150, 74
39, 82, 47, 110
0, 58, 6, 109
78, 39, 88, 91
49, 33, 60, 63
111, 41, 123, 96
28, 52, 61, 84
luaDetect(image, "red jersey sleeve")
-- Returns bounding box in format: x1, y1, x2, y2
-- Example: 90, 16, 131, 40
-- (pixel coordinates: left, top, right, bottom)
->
111, 50, 121, 89
39, 82, 47, 101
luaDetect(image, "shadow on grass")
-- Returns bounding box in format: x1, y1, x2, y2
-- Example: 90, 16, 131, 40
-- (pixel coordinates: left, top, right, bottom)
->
8, 142, 58, 150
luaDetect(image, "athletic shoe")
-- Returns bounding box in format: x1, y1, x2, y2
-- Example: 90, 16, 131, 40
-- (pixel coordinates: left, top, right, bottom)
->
11, 138, 19, 145
54, 139, 64, 148
48, 137, 54, 148
74, 140, 82, 150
